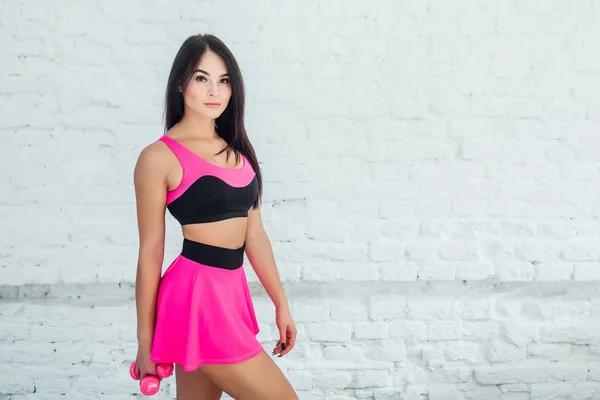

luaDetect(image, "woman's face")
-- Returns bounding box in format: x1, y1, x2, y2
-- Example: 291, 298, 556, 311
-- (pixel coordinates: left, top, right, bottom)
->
182, 50, 232, 119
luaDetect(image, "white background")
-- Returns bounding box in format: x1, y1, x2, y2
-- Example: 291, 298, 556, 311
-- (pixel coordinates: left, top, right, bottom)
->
2, 0, 600, 399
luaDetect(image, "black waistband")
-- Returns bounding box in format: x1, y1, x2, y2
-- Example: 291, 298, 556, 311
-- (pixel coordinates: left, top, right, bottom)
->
181, 238, 245, 270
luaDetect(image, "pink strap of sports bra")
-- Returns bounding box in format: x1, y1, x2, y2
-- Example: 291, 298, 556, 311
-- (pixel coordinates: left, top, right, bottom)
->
158, 135, 198, 167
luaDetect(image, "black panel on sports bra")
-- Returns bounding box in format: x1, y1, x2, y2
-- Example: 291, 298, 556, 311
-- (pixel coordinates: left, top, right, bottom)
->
168, 175, 259, 225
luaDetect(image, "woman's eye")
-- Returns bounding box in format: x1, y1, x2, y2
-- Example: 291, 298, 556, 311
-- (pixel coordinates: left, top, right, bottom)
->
195, 76, 229, 83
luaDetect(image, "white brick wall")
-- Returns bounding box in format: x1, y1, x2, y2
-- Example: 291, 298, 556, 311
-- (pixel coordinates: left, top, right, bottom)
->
2, 0, 600, 399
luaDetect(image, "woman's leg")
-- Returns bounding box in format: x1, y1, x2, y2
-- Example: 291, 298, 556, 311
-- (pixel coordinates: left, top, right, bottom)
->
198, 350, 298, 400
174, 364, 223, 400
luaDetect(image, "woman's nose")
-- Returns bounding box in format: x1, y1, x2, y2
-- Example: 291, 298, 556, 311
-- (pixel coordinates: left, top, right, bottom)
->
208, 81, 219, 97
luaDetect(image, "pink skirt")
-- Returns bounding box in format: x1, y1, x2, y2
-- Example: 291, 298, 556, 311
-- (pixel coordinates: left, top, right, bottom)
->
150, 239, 262, 371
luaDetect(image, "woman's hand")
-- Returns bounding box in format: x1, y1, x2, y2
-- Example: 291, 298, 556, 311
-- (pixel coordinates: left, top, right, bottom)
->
272, 305, 297, 357
135, 344, 158, 380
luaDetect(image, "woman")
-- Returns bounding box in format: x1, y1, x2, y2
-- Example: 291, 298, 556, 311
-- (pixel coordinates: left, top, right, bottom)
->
132, 34, 298, 399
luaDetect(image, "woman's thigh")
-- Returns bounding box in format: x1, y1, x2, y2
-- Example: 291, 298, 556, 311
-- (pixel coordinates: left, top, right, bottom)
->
175, 364, 223, 400
198, 350, 298, 400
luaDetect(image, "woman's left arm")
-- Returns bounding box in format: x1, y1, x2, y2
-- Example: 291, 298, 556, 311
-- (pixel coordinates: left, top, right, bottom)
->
245, 204, 296, 357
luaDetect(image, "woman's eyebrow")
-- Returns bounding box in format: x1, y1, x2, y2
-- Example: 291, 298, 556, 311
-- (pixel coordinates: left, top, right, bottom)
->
194, 69, 229, 77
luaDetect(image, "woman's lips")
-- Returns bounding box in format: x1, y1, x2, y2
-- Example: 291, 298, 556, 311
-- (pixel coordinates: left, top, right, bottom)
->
204, 103, 221, 108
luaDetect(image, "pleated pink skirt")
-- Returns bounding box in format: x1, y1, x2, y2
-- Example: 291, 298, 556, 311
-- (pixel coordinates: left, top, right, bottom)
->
150, 239, 262, 372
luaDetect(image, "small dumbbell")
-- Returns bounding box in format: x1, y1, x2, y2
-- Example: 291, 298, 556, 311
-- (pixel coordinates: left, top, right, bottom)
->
129, 361, 174, 396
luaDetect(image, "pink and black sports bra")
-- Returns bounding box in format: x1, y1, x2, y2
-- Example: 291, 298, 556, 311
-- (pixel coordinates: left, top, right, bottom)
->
158, 135, 258, 225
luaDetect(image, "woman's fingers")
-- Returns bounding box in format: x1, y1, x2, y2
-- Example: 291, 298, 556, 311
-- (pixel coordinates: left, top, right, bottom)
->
278, 326, 296, 357
272, 325, 287, 355
272, 340, 285, 355
282, 332, 296, 356
279, 327, 287, 348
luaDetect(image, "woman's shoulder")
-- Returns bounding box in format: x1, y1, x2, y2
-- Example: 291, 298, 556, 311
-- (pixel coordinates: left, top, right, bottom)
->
135, 135, 178, 174
139, 137, 170, 159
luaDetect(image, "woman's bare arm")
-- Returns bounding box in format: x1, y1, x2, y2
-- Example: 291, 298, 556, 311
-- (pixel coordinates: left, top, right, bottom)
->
244, 205, 289, 310
245, 204, 297, 356
133, 143, 169, 351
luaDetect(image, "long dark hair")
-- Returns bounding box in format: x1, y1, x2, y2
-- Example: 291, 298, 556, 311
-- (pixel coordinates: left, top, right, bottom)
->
164, 34, 262, 207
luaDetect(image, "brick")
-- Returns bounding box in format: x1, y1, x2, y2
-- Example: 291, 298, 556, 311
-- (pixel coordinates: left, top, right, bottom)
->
444, 341, 485, 363
428, 385, 463, 400
486, 339, 527, 362
323, 344, 366, 363
291, 299, 330, 323
406, 299, 452, 320
353, 322, 390, 339
313, 370, 352, 389
432, 366, 473, 384
369, 295, 405, 320
426, 322, 463, 341
379, 261, 419, 281
365, 341, 407, 362
531, 382, 600, 400
330, 299, 369, 322
389, 320, 427, 342
0, 376, 35, 395
475, 361, 588, 384
351, 370, 390, 389
306, 323, 351, 342
286, 371, 312, 391
528, 344, 571, 361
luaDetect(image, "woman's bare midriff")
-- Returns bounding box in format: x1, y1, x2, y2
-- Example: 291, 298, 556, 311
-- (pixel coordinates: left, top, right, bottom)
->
181, 218, 248, 250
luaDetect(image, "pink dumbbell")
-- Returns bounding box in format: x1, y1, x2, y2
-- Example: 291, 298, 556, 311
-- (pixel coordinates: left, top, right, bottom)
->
129, 361, 174, 396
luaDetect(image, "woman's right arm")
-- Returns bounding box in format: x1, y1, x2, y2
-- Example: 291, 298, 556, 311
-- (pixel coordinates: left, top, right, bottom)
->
133, 144, 169, 356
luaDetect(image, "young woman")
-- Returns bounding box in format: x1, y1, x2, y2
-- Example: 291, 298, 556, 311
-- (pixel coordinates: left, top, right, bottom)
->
132, 34, 298, 399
